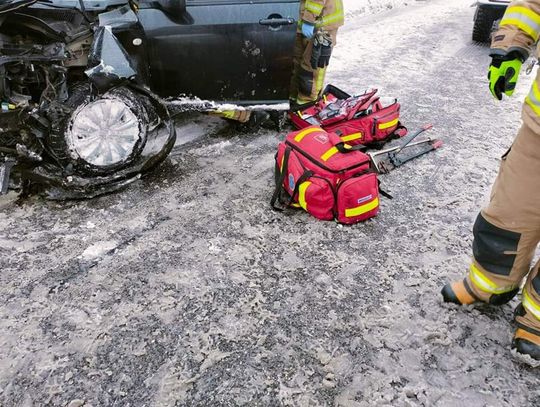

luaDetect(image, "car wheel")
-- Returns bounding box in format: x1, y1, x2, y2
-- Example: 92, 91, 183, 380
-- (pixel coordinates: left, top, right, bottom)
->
472, 6, 498, 43
47, 84, 150, 176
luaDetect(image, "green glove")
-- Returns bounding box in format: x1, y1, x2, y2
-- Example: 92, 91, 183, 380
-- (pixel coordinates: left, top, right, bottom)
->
488, 55, 523, 100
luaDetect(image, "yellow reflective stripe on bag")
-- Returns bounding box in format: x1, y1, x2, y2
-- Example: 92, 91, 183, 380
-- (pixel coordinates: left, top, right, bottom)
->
341, 132, 363, 142
469, 264, 518, 294
523, 288, 540, 320
298, 181, 311, 210
294, 127, 322, 142
526, 80, 540, 116
305, 0, 323, 15
378, 118, 399, 130
321, 146, 339, 161
500, 6, 540, 41
345, 197, 379, 218
321, 143, 352, 161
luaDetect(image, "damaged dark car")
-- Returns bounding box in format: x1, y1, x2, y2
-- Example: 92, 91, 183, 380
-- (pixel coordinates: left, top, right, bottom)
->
0, 0, 299, 198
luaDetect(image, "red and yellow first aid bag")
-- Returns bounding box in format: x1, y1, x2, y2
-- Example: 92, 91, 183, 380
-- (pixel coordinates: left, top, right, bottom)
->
271, 126, 386, 224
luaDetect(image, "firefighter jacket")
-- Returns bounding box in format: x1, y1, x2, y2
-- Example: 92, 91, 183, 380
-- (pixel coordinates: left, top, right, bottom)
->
299, 0, 345, 31
491, 0, 540, 130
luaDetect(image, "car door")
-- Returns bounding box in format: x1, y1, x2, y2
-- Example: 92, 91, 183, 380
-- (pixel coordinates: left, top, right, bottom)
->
138, 0, 300, 105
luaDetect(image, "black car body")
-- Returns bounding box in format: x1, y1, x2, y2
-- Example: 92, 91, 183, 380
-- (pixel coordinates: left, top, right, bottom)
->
0, 0, 299, 198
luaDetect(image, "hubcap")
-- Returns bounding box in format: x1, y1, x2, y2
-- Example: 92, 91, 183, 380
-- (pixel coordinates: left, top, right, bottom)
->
67, 98, 141, 167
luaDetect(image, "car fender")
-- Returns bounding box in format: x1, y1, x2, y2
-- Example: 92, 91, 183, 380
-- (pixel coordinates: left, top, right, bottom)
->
85, 5, 149, 90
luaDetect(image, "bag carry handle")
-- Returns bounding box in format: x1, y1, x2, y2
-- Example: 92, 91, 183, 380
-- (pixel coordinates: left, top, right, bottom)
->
271, 147, 314, 211
270, 147, 291, 211
329, 130, 368, 153
285, 170, 313, 208
347, 93, 380, 121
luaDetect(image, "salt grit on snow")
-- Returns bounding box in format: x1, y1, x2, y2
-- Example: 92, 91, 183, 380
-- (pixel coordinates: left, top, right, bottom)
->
4, 0, 540, 405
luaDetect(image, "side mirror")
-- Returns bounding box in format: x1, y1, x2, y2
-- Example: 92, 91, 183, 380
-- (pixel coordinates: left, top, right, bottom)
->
157, 0, 186, 19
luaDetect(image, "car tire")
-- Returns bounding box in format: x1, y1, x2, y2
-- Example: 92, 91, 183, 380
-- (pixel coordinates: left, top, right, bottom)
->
47, 84, 153, 176
472, 6, 498, 43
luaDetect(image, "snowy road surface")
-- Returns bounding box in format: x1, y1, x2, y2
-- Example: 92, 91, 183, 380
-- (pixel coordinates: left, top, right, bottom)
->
2, 0, 540, 405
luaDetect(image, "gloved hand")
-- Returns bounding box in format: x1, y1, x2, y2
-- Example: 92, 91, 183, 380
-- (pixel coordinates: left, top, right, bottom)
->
301, 21, 315, 39
310, 31, 333, 69
488, 53, 523, 100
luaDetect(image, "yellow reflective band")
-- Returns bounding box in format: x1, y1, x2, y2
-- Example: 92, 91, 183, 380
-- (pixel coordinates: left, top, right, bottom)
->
341, 132, 363, 142
318, 6, 344, 26
500, 6, 540, 41
280, 155, 285, 171
298, 181, 311, 210
507, 5, 540, 24
526, 80, 540, 116
305, 0, 323, 14
321, 144, 352, 161
321, 146, 339, 161
220, 110, 237, 119
500, 18, 540, 40
502, 5, 540, 35
378, 118, 399, 130
526, 96, 540, 116
469, 264, 517, 294
294, 127, 322, 142
523, 288, 540, 320
345, 197, 379, 218
316, 66, 326, 91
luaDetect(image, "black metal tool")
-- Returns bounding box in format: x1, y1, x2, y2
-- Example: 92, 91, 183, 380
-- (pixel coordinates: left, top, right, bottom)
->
367, 124, 442, 173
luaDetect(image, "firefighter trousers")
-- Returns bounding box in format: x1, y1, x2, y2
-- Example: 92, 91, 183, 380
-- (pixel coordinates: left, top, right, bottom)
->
463, 122, 540, 331
290, 30, 338, 105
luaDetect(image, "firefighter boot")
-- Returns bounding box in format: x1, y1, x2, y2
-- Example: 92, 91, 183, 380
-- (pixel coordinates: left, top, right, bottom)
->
441, 278, 518, 306
512, 304, 540, 360
512, 261, 540, 361
236, 110, 270, 132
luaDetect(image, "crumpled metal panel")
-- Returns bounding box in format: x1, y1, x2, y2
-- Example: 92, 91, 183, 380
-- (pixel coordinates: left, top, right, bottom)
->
85, 25, 136, 87
98, 5, 138, 28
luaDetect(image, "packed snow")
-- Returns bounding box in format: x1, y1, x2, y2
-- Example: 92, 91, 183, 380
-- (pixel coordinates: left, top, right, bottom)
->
2, 0, 540, 406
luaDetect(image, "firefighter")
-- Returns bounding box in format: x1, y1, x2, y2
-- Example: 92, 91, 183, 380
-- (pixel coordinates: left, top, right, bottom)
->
215, 0, 344, 128
290, 0, 344, 106
441, 0, 540, 361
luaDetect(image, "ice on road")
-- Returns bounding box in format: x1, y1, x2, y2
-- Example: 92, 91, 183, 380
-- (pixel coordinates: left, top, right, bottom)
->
2, 0, 540, 405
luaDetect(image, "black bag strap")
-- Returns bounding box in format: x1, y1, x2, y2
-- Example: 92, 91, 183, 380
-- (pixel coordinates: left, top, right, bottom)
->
270, 147, 291, 211
391, 122, 408, 138
334, 142, 368, 153
332, 130, 368, 153
378, 180, 393, 199
285, 170, 314, 208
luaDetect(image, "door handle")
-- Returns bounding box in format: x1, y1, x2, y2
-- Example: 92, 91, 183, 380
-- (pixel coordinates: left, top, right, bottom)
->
259, 17, 295, 26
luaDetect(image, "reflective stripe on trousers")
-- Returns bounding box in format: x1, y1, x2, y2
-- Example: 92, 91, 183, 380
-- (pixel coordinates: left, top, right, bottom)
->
469, 263, 518, 295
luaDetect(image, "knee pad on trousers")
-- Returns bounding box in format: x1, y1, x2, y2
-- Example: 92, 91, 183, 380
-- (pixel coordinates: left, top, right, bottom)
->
472, 213, 521, 276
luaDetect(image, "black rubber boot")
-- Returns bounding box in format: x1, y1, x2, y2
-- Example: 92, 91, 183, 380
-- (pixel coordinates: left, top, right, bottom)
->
236, 110, 270, 132
512, 334, 540, 361
488, 288, 519, 305
514, 303, 526, 321
441, 284, 464, 305
441, 281, 518, 306
441, 280, 479, 305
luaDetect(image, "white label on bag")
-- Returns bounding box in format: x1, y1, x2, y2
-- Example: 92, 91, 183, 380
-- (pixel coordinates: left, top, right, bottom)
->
357, 194, 373, 204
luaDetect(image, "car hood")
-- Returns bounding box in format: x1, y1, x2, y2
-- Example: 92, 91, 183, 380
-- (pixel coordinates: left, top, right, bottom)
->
0, 0, 130, 13
0, 0, 38, 14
